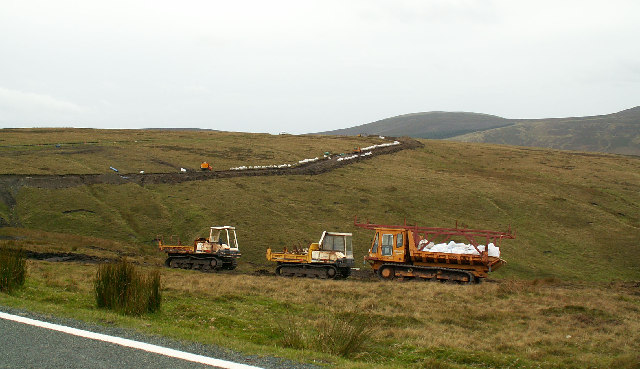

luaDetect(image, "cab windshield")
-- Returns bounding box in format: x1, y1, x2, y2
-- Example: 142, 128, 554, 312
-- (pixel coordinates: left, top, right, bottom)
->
210, 230, 225, 244
207, 227, 239, 249
322, 234, 345, 252
321, 233, 352, 257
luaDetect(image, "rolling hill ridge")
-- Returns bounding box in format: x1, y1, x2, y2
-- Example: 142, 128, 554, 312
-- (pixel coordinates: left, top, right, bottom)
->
318, 112, 511, 139
318, 106, 640, 155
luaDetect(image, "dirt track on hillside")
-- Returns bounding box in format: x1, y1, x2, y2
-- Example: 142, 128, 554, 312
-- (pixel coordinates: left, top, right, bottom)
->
0, 138, 422, 191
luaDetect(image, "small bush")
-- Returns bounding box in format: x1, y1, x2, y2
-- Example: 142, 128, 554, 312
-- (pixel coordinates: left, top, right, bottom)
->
0, 246, 26, 293
277, 318, 307, 350
278, 314, 375, 358
94, 259, 161, 315
315, 315, 374, 358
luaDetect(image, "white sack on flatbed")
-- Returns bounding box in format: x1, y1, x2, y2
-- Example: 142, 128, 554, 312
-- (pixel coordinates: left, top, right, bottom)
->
418, 240, 500, 257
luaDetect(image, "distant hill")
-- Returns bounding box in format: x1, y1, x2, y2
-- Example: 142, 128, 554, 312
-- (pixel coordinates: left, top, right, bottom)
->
452, 107, 640, 155
318, 107, 640, 155
318, 112, 512, 139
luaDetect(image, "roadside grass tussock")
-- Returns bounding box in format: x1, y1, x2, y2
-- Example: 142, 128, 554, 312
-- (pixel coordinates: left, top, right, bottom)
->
0, 245, 26, 293
314, 314, 374, 358
278, 314, 375, 358
94, 259, 161, 315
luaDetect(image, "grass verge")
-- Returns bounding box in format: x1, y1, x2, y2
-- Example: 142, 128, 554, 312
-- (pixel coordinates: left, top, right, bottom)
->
95, 259, 161, 315
0, 260, 638, 369
0, 245, 26, 293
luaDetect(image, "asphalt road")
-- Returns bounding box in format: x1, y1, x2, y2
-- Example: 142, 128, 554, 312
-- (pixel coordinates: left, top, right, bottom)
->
0, 307, 318, 369
0, 316, 233, 369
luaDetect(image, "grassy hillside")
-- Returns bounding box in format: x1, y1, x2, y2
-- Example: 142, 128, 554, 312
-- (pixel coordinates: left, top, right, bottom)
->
452, 106, 640, 155
1, 129, 639, 368
0, 129, 638, 281
317, 112, 510, 139
0, 128, 379, 175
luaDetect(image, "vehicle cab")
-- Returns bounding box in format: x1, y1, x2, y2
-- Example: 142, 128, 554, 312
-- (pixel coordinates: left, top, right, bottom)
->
365, 228, 408, 264
313, 231, 355, 268
195, 226, 241, 256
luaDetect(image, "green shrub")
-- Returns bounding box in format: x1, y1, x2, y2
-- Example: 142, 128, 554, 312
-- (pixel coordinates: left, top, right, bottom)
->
278, 314, 374, 358
314, 315, 374, 358
277, 317, 307, 350
94, 259, 161, 315
0, 246, 26, 293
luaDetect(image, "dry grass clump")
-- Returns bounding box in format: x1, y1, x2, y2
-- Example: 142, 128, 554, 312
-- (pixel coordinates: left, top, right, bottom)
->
278, 314, 375, 358
94, 259, 161, 315
314, 315, 374, 358
0, 245, 26, 293
277, 317, 307, 350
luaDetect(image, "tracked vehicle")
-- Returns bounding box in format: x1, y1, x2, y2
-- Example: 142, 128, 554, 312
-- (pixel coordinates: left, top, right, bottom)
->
158, 226, 241, 271
266, 231, 354, 279
356, 218, 514, 283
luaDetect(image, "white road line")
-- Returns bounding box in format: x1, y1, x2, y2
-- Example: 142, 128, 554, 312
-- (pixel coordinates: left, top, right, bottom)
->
0, 311, 263, 369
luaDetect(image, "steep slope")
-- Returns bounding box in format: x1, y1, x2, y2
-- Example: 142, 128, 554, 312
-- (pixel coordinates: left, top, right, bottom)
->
451, 106, 640, 155
318, 112, 511, 139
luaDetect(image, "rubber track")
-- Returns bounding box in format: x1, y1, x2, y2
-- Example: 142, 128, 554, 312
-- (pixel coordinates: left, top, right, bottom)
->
377, 263, 475, 283
167, 255, 236, 272
276, 264, 340, 279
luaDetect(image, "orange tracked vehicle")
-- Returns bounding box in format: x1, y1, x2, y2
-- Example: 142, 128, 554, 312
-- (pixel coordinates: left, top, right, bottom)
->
158, 226, 241, 271
355, 218, 514, 283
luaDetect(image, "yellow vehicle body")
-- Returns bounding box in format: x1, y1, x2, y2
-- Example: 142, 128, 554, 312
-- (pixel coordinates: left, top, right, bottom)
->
266, 243, 319, 264
266, 231, 354, 279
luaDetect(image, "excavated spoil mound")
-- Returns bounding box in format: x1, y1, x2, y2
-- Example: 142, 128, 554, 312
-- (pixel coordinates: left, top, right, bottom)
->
24, 251, 114, 264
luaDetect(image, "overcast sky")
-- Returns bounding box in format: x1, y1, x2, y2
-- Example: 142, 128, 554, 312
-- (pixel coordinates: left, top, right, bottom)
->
1, 0, 638, 134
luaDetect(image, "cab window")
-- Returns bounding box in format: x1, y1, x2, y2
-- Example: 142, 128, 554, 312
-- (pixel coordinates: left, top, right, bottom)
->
396, 233, 403, 248
345, 235, 353, 257
323, 234, 344, 252
332, 236, 344, 252
381, 234, 393, 256
371, 234, 379, 254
